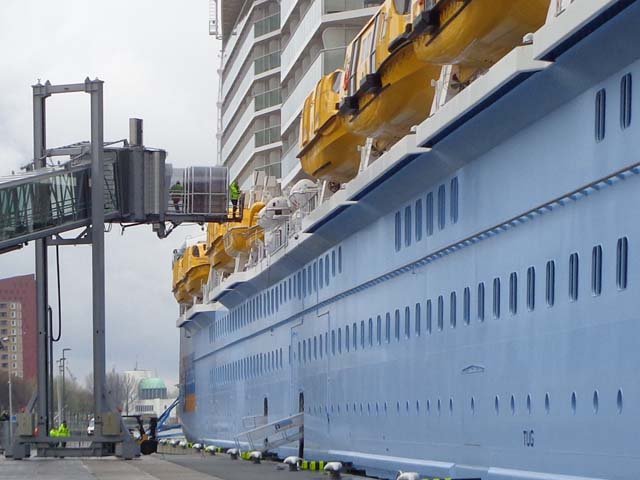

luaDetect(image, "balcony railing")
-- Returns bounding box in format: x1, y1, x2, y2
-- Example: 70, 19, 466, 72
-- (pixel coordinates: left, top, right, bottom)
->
255, 125, 281, 147
254, 88, 282, 111
254, 51, 281, 75
254, 13, 280, 37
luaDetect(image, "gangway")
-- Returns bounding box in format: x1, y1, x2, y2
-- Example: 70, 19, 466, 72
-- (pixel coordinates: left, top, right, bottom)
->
1, 78, 233, 460
234, 412, 303, 453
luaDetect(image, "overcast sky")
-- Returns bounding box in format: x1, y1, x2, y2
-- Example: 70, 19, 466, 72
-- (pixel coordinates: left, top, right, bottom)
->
0, 1, 220, 388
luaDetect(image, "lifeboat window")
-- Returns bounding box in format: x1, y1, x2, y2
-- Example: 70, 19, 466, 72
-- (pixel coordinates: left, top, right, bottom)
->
437, 184, 446, 230
616, 237, 628, 290
426, 192, 434, 236
361, 32, 374, 76
569, 252, 579, 302
620, 73, 632, 129
595, 88, 606, 142
509, 272, 517, 315
546, 260, 555, 306
437, 296, 444, 331
393, 0, 411, 15
450, 177, 459, 224
325, 255, 330, 285
404, 206, 412, 247
319, 259, 324, 288
395, 211, 402, 251
415, 199, 423, 242
404, 306, 410, 339
426, 299, 432, 334
450, 291, 457, 328
192, 245, 199, 257
370, 14, 381, 72
591, 246, 602, 296
385, 313, 391, 343
493, 277, 501, 319
463, 287, 470, 325
348, 39, 360, 96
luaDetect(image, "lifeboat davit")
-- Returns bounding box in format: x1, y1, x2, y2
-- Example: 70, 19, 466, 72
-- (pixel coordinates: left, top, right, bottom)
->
223, 202, 266, 258
172, 242, 209, 304
338, 0, 441, 152
298, 71, 366, 183
410, 0, 548, 68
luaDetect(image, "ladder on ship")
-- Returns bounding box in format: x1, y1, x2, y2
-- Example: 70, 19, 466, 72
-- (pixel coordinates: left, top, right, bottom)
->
234, 412, 303, 452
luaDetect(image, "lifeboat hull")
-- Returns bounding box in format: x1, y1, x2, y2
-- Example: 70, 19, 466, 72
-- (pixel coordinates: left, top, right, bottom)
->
224, 226, 250, 258
299, 114, 365, 184
412, 0, 548, 68
185, 263, 210, 298
345, 46, 440, 151
211, 237, 235, 273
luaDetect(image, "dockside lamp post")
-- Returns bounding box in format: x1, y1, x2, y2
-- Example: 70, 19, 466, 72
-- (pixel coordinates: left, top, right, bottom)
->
1, 336, 13, 442
60, 348, 71, 423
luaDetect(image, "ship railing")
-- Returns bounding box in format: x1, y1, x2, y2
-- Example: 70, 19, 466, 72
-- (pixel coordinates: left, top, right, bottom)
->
241, 414, 268, 429
266, 220, 291, 255
234, 412, 303, 453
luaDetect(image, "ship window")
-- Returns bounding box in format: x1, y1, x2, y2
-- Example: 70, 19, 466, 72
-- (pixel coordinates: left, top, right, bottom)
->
308, 266, 313, 294
404, 206, 412, 247
303, 341, 307, 362
415, 303, 421, 336
595, 88, 606, 142
298, 342, 301, 364
616, 236, 628, 290
386, 313, 391, 343
450, 177, 459, 224
426, 299, 432, 333
463, 287, 470, 325
368, 318, 373, 346
319, 334, 323, 358
437, 185, 446, 230
404, 306, 410, 338
353, 322, 358, 350
332, 251, 336, 276
415, 199, 423, 242
546, 260, 555, 306
345, 325, 350, 352
289, 346, 291, 365
426, 192, 434, 236
331, 330, 336, 355
319, 259, 324, 288
394, 309, 401, 341
527, 266, 535, 311
314, 262, 318, 291
478, 282, 485, 322
569, 252, 579, 301
509, 272, 517, 315
437, 295, 444, 331
360, 320, 365, 348
493, 277, 501, 319
325, 255, 330, 285
289, 278, 292, 300
338, 328, 342, 354
592, 245, 602, 296
338, 246, 343, 273
302, 271, 306, 297
450, 291, 457, 328
620, 73, 632, 129
325, 332, 329, 355
314, 336, 318, 359
377, 315, 382, 344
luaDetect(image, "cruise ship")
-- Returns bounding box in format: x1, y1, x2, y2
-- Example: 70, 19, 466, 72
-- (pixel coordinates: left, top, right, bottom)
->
173, 0, 640, 478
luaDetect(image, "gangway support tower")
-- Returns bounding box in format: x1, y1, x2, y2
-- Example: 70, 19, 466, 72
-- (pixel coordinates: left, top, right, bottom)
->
3, 79, 230, 459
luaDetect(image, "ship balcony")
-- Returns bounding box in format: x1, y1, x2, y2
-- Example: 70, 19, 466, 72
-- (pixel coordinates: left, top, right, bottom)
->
254, 13, 281, 37
254, 50, 282, 75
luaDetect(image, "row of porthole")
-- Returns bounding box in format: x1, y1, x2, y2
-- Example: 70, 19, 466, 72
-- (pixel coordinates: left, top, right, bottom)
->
306, 390, 625, 417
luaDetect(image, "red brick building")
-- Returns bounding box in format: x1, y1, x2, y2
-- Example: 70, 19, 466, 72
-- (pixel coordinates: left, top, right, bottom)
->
0, 274, 37, 380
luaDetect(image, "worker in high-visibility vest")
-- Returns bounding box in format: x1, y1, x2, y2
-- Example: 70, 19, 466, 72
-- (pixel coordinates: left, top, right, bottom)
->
230, 180, 241, 217
58, 421, 70, 448
49, 425, 59, 447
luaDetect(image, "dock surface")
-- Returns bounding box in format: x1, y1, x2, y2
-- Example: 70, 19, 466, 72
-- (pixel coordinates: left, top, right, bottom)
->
0, 454, 371, 480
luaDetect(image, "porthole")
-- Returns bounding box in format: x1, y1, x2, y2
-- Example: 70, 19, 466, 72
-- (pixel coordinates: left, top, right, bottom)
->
571, 392, 577, 415
437, 398, 441, 415
545, 393, 551, 415
592, 390, 599, 414
494, 395, 500, 415
449, 398, 453, 415
617, 389, 623, 414
416, 400, 420, 414
426, 399, 431, 415
526, 394, 532, 415
470, 397, 475, 414
384, 402, 388, 414
396, 401, 400, 413
405, 400, 410, 414
510, 395, 515, 415
375, 402, 379, 415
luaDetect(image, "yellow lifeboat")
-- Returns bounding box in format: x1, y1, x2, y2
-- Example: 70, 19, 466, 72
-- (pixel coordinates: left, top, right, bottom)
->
172, 242, 209, 304
338, 0, 441, 152
410, 0, 548, 68
206, 222, 235, 274
223, 202, 266, 258
298, 71, 366, 183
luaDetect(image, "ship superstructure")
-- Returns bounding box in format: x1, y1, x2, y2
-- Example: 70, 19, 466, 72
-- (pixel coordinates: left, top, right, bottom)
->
175, 1, 640, 478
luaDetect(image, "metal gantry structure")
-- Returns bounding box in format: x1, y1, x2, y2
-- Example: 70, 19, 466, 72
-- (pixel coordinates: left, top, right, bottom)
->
1, 79, 231, 459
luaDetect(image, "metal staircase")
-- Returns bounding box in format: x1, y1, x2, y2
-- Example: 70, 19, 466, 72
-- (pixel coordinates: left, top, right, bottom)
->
234, 412, 303, 452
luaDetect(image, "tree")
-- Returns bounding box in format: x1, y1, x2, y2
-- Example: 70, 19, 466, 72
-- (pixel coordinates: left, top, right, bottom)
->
0, 372, 34, 413
105, 369, 137, 414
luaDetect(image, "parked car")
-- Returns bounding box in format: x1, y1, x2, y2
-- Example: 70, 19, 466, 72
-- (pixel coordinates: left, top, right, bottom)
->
87, 417, 95, 436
